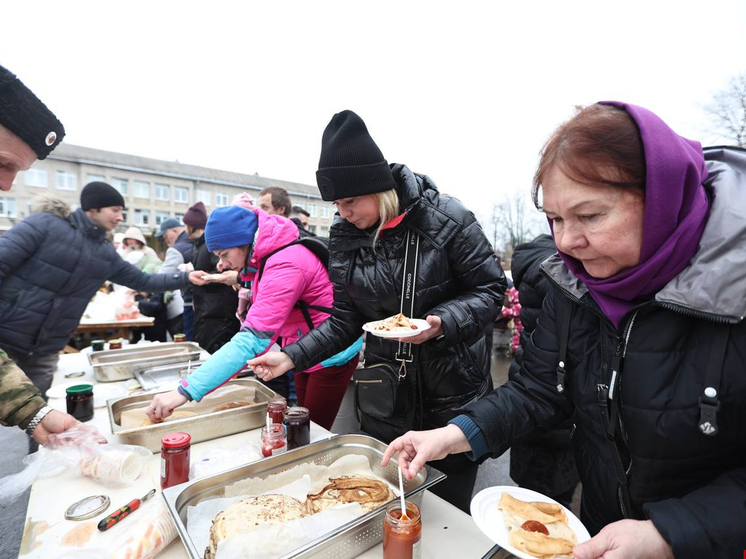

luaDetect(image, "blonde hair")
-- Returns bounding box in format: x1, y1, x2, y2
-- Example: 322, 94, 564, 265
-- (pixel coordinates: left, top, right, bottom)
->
372, 189, 401, 242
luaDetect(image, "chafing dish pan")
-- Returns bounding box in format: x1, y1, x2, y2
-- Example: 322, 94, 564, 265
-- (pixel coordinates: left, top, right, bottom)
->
135, 360, 209, 391
107, 378, 275, 451
162, 433, 445, 558
89, 341, 204, 382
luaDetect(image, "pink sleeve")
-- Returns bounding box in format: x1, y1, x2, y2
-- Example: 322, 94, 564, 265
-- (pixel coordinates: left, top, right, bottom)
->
243, 259, 306, 334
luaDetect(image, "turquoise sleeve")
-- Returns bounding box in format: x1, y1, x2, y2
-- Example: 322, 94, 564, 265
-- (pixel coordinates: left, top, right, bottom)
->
320, 336, 363, 367
180, 330, 271, 401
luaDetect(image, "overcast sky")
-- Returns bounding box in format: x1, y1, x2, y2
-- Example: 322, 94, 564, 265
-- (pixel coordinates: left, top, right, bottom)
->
3, 1, 745, 232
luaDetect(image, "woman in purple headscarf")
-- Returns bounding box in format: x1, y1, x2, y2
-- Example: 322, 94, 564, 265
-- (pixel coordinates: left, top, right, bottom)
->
381, 103, 746, 558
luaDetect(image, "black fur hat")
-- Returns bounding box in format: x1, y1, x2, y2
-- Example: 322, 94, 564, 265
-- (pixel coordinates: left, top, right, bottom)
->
0, 64, 65, 159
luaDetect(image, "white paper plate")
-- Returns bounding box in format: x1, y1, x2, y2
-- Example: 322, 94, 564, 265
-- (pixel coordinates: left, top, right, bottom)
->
362, 318, 430, 339
470, 486, 590, 559
201, 273, 224, 280
46, 383, 127, 408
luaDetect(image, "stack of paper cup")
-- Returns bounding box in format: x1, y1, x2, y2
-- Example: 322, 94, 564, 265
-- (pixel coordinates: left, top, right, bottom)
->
79, 448, 145, 485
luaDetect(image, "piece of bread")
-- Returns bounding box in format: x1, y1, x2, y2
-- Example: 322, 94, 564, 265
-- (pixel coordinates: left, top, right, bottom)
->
204, 495, 306, 559
212, 400, 253, 413
306, 475, 395, 514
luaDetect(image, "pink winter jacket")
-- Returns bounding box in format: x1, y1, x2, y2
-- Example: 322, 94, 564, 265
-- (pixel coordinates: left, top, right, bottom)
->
239, 209, 332, 373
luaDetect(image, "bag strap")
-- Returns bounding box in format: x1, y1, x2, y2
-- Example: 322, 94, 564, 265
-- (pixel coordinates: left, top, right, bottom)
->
698, 325, 729, 436
395, 230, 420, 364
555, 295, 572, 393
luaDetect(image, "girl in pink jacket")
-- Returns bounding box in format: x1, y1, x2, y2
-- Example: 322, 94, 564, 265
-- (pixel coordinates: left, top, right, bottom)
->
147, 205, 361, 430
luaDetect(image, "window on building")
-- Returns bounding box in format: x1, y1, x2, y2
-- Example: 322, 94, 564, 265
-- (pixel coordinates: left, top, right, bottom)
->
111, 178, 128, 195
155, 183, 170, 201
0, 197, 17, 217
319, 227, 329, 237
309, 204, 317, 217
155, 211, 170, 226
55, 170, 77, 191
134, 209, 150, 226
25, 168, 47, 187
294, 201, 305, 209
134, 181, 150, 199
215, 192, 229, 206
87, 173, 105, 183
320, 205, 330, 219
121, 210, 128, 224
175, 212, 185, 221
174, 187, 189, 204
196, 189, 211, 206
308, 225, 317, 234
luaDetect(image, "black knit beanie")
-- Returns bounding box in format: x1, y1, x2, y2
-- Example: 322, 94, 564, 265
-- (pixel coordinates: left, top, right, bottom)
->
315, 110, 396, 201
81, 181, 126, 211
0, 65, 65, 159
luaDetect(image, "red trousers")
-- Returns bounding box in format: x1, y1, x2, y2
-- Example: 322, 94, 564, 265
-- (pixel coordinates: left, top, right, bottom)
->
294, 356, 359, 431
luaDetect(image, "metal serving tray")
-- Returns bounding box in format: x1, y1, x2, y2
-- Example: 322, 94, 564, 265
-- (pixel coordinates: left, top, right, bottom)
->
89, 342, 204, 382
162, 433, 446, 559
107, 378, 275, 451
135, 360, 208, 391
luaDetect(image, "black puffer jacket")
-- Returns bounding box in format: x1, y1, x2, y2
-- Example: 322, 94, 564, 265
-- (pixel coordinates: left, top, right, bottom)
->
191, 234, 240, 353
284, 164, 507, 441
464, 147, 746, 558
0, 199, 190, 356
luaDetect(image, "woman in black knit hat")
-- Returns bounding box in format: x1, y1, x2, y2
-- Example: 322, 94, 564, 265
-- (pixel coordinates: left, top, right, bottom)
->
250, 110, 507, 512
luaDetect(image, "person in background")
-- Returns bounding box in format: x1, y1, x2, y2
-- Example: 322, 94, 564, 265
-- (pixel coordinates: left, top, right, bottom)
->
290, 205, 314, 238
249, 110, 506, 512
185, 201, 240, 353
113, 232, 126, 256
156, 217, 193, 339
508, 234, 579, 509
146, 205, 362, 431
381, 102, 746, 558
121, 226, 162, 272
258, 186, 291, 217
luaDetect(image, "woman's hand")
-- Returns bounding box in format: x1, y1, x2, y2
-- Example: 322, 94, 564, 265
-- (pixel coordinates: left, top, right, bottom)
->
381, 424, 472, 479
146, 390, 188, 422
397, 315, 443, 345
203, 271, 239, 286
573, 519, 673, 559
248, 352, 295, 381
187, 271, 209, 286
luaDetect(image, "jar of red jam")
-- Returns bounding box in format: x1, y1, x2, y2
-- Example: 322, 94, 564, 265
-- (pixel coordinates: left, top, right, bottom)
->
107, 338, 123, 350
173, 333, 187, 343
66, 384, 94, 422
266, 396, 288, 425
283, 406, 310, 450
260, 424, 287, 457
160, 432, 191, 489
383, 500, 422, 559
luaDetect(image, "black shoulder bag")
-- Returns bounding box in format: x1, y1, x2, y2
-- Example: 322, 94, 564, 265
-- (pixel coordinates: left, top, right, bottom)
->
353, 230, 420, 421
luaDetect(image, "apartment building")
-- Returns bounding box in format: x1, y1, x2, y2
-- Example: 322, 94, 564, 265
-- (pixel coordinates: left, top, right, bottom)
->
0, 143, 334, 236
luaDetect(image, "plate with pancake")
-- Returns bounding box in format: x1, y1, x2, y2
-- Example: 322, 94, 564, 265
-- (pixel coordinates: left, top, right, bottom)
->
470, 486, 590, 559
362, 313, 430, 339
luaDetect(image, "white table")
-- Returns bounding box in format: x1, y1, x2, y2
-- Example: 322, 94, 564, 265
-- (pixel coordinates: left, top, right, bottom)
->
19, 352, 496, 558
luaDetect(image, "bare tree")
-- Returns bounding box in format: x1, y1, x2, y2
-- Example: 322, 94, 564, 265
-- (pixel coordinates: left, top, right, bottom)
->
703, 72, 746, 147
491, 192, 540, 256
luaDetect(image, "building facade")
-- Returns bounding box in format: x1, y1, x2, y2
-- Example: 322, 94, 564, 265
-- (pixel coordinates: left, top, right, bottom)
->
0, 143, 334, 236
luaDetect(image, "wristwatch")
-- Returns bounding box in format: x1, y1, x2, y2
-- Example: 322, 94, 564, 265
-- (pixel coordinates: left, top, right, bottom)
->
25, 405, 53, 436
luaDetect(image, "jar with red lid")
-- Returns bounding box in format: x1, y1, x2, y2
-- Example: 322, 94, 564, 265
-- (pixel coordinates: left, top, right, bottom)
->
283, 406, 310, 450
160, 432, 191, 489
260, 424, 287, 457
383, 500, 422, 559
266, 396, 288, 425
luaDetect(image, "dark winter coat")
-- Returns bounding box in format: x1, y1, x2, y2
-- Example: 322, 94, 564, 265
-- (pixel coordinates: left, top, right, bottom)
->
284, 164, 507, 442
172, 230, 194, 304
508, 234, 579, 499
190, 234, 240, 353
0, 199, 190, 356
464, 147, 746, 558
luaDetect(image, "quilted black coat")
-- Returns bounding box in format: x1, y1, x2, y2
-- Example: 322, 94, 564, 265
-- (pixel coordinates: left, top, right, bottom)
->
463, 147, 746, 558
284, 164, 507, 442
0, 200, 190, 356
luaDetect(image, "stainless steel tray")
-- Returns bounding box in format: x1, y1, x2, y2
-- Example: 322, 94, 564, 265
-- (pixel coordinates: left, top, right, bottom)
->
89, 342, 204, 382
162, 433, 446, 559
135, 360, 208, 391
107, 378, 275, 451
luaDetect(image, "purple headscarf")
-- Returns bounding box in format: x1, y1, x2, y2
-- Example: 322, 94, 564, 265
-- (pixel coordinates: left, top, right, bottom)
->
555, 101, 711, 329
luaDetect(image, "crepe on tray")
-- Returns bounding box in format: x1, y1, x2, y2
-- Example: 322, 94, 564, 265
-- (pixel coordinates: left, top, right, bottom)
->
306, 475, 396, 514
498, 493, 577, 559
365, 312, 417, 333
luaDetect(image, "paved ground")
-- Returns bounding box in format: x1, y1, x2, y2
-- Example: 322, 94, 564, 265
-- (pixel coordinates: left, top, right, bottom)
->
0, 352, 576, 558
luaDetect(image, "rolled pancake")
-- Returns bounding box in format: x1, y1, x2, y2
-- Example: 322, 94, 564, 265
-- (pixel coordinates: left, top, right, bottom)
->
306, 475, 395, 514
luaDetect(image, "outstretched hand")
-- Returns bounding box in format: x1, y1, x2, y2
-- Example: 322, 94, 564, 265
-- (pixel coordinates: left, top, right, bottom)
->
398, 315, 443, 345
381, 424, 472, 479
146, 390, 188, 421
573, 519, 673, 559
248, 352, 294, 381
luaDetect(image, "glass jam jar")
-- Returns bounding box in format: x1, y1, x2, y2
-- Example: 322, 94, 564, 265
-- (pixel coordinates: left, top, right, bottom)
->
90, 339, 105, 352
283, 406, 310, 450
160, 432, 191, 489
383, 500, 422, 559
66, 384, 94, 422
173, 333, 187, 342
107, 338, 123, 350
260, 424, 287, 457
266, 396, 288, 425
